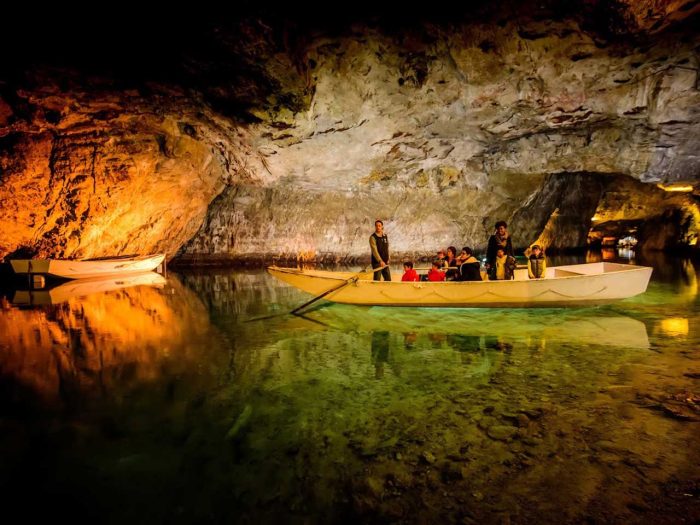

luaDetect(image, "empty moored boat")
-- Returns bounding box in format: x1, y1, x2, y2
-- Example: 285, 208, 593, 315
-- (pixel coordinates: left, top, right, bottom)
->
268, 262, 653, 308
10, 254, 166, 280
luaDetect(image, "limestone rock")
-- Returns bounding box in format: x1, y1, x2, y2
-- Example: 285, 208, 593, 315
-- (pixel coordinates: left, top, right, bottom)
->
1, 5, 699, 262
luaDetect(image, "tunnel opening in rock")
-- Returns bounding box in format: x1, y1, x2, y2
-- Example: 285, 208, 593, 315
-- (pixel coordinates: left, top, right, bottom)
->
587, 219, 642, 248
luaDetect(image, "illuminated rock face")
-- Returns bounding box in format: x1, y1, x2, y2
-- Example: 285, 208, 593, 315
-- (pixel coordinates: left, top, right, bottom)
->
1, 3, 699, 262
180, 12, 700, 259
0, 90, 263, 260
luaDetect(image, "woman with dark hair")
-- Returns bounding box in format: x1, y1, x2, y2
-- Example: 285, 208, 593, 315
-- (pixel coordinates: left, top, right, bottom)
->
458, 247, 482, 281
445, 246, 459, 280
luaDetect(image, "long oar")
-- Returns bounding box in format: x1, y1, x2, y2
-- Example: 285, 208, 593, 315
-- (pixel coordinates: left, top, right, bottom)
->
290, 265, 386, 315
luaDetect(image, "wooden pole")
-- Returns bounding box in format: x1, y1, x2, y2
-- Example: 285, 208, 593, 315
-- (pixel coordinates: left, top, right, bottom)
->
290, 265, 387, 315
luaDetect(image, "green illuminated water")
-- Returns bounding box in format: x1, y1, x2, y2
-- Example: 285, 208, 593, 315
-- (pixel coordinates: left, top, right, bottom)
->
1, 252, 699, 524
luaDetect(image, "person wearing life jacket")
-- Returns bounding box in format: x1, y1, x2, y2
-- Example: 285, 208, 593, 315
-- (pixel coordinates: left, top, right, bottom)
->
528, 244, 547, 279
486, 221, 514, 280
401, 261, 420, 282
494, 247, 517, 280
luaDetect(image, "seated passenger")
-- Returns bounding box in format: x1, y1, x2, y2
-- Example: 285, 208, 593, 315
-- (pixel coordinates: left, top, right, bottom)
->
436, 249, 448, 269
494, 248, 517, 280
527, 245, 547, 279
457, 247, 482, 281
401, 261, 420, 282
445, 246, 459, 280
427, 261, 446, 281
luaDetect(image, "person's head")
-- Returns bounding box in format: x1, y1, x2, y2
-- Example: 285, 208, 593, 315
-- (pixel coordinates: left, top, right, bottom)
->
432, 261, 441, 269
437, 249, 445, 258
447, 246, 457, 258
496, 248, 505, 258
461, 246, 473, 257
531, 244, 541, 255
403, 261, 414, 270
495, 221, 507, 236
375, 219, 384, 234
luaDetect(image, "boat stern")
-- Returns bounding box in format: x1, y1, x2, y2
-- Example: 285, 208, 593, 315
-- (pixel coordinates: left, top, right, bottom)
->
10, 259, 51, 274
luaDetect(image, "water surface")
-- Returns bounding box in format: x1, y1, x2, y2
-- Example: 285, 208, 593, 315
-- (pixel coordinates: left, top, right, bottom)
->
1, 252, 699, 524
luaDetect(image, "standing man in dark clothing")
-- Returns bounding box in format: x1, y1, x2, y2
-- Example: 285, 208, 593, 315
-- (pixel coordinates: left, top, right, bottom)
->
486, 220, 514, 280
370, 219, 391, 281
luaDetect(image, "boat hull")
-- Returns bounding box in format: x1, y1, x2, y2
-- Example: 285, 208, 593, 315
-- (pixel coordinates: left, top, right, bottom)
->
10, 254, 165, 280
268, 262, 653, 307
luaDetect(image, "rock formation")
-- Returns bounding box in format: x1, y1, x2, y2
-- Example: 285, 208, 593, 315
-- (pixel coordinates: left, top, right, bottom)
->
0, 2, 699, 263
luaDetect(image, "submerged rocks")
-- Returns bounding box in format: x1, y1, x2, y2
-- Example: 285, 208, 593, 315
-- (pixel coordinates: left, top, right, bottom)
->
486, 425, 519, 442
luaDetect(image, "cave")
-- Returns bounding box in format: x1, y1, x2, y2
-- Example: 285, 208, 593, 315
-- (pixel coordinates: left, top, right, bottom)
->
1, 2, 700, 524
587, 219, 642, 247
0, 1, 699, 264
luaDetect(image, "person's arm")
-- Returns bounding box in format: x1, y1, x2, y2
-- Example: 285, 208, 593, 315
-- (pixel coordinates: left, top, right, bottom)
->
528, 259, 534, 279
369, 236, 383, 264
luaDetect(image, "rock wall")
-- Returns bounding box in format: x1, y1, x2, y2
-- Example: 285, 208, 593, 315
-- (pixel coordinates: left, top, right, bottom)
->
0, 3, 699, 263
0, 84, 264, 260
180, 11, 700, 261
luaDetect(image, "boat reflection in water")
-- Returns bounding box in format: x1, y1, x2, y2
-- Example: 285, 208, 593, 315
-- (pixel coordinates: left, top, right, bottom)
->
289, 304, 650, 350
11, 272, 167, 305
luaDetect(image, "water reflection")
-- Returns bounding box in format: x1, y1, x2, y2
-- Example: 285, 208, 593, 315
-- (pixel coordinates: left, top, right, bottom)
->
10, 272, 166, 305
659, 317, 690, 336
371, 331, 391, 379
294, 306, 650, 350
0, 255, 699, 524
0, 274, 224, 408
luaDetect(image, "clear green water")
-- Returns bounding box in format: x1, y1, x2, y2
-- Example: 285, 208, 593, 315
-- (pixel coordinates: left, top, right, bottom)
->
0, 252, 699, 524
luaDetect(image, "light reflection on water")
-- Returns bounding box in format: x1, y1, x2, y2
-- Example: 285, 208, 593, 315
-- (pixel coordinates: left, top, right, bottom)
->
0, 252, 699, 524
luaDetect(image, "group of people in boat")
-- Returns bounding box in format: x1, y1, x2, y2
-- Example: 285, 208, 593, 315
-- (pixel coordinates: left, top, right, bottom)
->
369, 219, 546, 282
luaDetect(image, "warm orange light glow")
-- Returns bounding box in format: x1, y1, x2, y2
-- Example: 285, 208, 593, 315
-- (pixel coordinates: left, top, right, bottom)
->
656, 183, 693, 192
0, 277, 217, 406
660, 318, 689, 336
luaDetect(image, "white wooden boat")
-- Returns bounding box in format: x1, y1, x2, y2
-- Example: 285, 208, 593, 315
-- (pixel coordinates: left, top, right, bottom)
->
10, 254, 165, 280
11, 272, 167, 306
268, 262, 653, 307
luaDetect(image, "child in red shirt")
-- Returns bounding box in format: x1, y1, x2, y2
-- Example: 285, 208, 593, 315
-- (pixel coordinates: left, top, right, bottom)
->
427, 261, 446, 281
401, 261, 420, 282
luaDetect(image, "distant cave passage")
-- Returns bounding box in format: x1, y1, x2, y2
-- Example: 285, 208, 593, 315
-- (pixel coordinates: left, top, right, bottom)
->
587, 219, 643, 248
587, 209, 696, 251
